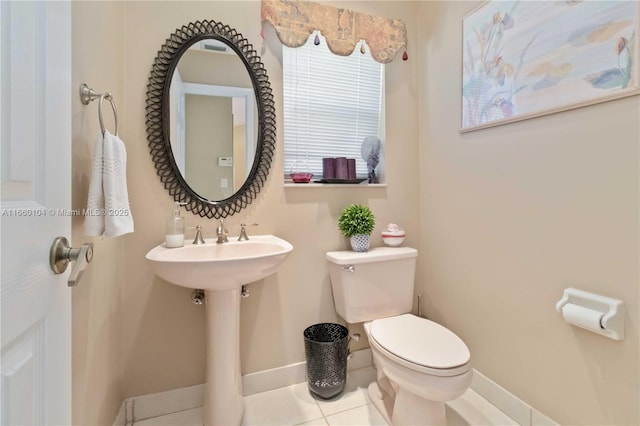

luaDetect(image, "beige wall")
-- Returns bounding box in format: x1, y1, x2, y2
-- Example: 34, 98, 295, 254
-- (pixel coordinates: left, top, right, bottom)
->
69, 1, 638, 425
185, 94, 234, 200
178, 49, 253, 88
234, 124, 247, 191
417, 2, 639, 425
120, 0, 419, 399
71, 2, 125, 425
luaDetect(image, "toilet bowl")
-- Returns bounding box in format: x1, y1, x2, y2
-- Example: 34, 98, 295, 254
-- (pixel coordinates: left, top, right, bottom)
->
326, 247, 472, 425
364, 314, 471, 425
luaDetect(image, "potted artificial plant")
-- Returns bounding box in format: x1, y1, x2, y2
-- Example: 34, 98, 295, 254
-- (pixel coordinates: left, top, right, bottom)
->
338, 204, 375, 252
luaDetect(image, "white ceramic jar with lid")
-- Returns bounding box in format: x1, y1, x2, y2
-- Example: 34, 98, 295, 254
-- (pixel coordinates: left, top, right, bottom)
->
381, 223, 405, 246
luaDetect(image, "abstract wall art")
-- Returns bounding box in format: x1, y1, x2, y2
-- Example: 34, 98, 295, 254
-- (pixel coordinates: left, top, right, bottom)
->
461, 0, 639, 132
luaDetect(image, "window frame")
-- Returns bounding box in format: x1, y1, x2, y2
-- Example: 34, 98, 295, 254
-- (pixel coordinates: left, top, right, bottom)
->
282, 31, 385, 184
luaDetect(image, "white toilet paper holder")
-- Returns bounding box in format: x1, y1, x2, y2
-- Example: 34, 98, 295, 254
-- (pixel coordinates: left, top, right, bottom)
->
555, 288, 625, 341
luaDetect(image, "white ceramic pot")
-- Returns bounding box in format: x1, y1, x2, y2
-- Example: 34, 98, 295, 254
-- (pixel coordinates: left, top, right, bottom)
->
350, 234, 370, 252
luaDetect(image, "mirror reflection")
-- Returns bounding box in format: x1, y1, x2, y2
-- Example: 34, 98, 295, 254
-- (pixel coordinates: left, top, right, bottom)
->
146, 19, 275, 219
169, 39, 258, 201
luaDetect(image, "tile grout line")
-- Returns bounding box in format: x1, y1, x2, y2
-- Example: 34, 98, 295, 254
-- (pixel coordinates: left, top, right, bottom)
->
320, 401, 372, 420
134, 407, 204, 425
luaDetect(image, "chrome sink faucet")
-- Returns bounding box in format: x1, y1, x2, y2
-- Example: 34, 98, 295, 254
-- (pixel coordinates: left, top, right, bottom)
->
216, 219, 228, 244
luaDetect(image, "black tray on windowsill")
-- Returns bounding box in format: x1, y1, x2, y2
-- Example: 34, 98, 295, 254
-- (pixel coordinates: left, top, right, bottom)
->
314, 178, 368, 184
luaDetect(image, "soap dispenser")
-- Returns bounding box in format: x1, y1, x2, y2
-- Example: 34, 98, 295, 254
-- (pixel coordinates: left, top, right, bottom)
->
166, 202, 186, 248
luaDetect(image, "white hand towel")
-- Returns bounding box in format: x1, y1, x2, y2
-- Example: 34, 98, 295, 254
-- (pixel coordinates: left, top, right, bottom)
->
84, 133, 106, 236
84, 131, 134, 237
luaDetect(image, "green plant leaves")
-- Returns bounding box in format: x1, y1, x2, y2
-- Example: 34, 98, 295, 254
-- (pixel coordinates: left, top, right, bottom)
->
338, 204, 375, 237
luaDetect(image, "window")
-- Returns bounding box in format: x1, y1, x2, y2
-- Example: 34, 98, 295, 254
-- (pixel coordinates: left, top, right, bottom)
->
283, 32, 385, 181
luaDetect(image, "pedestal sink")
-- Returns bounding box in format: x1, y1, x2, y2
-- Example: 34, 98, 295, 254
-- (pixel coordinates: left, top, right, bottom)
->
145, 235, 293, 425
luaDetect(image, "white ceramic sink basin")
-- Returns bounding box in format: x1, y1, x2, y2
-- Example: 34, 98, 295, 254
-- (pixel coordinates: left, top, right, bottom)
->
145, 235, 293, 290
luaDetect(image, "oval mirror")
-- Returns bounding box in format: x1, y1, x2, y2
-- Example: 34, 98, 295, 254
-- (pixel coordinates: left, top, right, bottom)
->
146, 20, 275, 219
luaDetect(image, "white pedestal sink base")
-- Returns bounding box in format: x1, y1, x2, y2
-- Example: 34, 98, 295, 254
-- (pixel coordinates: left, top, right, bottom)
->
204, 288, 243, 425
145, 236, 294, 425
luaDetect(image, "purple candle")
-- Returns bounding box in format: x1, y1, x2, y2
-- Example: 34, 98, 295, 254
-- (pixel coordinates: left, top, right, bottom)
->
335, 157, 348, 180
322, 158, 336, 179
347, 158, 356, 180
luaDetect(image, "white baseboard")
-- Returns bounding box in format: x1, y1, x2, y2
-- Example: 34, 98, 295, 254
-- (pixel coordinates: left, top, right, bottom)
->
112, 402, 126, 426
242, 361, 306, 397
120, 384, 204, 424
112, 348, 556, 426
470, 370, 559, 426
113, 348, 373, 424
243, 348, 372, 396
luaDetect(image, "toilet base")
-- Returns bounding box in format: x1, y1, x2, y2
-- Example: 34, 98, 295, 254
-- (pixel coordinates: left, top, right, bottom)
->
368, 375, 448, 426
368, 382, 392, 425
393, 386, 446, 425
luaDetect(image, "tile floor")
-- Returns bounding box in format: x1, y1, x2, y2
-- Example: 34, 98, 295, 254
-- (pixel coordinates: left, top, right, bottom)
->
135, 367, 387, 426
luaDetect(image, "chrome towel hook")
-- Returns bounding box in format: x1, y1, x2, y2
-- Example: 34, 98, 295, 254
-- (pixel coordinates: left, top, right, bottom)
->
79, 83, 119, 136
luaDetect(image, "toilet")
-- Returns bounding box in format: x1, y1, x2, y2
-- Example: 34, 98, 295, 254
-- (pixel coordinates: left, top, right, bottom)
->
326, 247, 471, 425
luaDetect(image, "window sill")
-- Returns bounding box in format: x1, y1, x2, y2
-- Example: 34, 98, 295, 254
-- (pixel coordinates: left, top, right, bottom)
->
284, 182, 387, 188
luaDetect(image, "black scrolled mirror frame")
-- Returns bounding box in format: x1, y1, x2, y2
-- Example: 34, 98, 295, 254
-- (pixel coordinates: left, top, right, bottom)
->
146, 20, 275, 219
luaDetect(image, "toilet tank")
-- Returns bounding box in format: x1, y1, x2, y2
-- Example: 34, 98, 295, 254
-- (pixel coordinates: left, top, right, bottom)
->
326, 247, 418, 324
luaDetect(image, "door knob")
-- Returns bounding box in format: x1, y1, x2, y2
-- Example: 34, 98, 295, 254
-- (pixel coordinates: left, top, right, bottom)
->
49, 237, 93, 287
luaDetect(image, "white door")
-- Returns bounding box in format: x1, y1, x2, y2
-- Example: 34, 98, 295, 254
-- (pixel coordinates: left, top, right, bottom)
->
1, 2, 72, 424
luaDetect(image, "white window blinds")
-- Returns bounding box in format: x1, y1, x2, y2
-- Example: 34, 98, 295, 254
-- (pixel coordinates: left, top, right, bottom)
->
283, 32, 385, 179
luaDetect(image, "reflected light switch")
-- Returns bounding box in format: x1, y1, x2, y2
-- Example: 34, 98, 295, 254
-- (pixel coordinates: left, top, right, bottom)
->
218, 156, 233, 167
220, 178, 228, 188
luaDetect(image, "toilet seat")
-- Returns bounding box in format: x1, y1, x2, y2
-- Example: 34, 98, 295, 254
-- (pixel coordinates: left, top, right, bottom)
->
369, 314, 471, 377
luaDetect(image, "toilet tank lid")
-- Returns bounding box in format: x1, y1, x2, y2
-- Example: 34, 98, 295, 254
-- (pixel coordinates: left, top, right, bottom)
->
326, 247, 417, 265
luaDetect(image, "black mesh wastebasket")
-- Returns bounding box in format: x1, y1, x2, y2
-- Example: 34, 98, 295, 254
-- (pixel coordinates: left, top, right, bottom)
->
303, 323, 349, 399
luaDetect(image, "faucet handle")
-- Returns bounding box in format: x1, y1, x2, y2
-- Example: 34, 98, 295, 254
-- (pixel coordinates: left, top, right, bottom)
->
192, 225, 205, 245
238, 223, 258, 241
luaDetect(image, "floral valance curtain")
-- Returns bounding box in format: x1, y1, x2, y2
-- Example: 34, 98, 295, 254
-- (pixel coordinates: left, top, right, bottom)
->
261, 0, 408, 64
